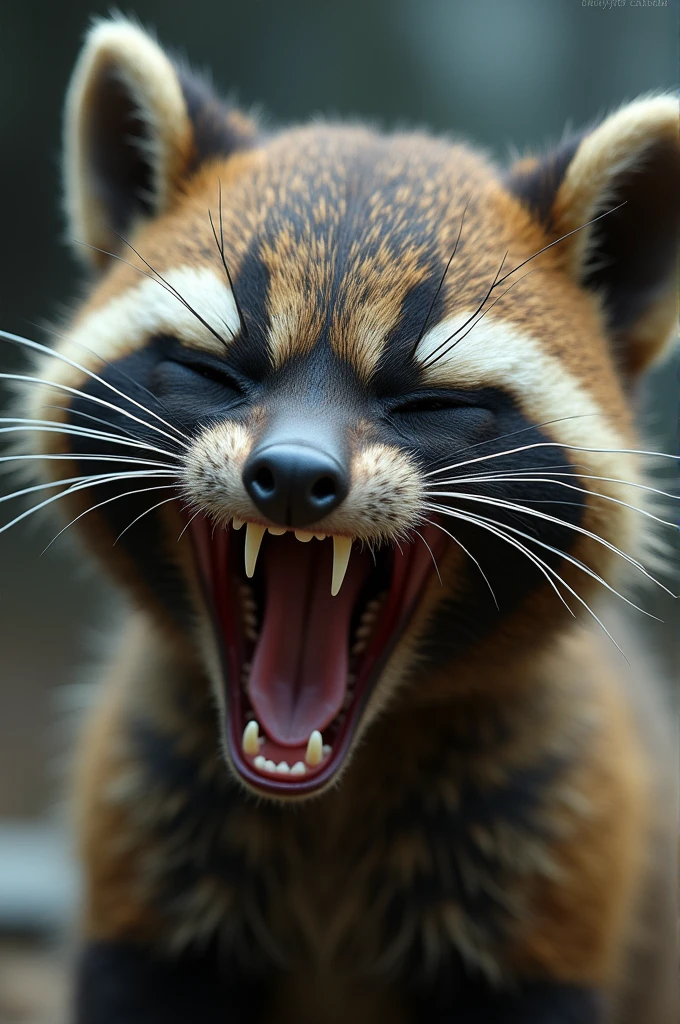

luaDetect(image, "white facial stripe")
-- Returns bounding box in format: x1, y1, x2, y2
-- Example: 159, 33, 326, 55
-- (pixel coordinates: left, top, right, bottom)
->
416, 313, 643, 535
67, 266, 240, 364
418, 313, 616, 447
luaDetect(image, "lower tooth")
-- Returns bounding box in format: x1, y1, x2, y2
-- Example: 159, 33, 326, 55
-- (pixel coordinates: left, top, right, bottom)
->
291, 762, 306, 775
305, 730, 323, 767
276, 762, 290, 773
322, 744, 331, 757
254, 755, 266, 769
264, 759, 276, 772
242, 721, 260, 755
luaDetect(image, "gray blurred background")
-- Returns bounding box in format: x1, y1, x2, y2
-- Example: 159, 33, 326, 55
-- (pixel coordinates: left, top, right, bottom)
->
0, 0, 678, 1015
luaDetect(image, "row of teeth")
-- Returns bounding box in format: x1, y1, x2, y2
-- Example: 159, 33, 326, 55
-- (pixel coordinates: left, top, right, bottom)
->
233, 519, 352, 597
242, 722, 331, 775
351, 596, 384, 656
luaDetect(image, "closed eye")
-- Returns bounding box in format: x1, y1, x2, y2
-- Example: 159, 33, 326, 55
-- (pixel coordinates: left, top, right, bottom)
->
388, 393, 472, 416
172, 357, 247, 395
392, 397, 458, 414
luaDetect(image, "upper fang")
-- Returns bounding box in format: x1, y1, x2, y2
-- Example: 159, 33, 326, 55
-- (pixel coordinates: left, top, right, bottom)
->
245, 522, 266, 577
331, 536, 352, 596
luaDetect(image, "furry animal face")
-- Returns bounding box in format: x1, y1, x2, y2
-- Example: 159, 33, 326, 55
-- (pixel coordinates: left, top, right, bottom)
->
18, 21, 679, 796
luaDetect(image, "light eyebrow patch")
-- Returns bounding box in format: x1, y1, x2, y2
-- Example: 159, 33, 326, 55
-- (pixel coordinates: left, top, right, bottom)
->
64, 265, 241, 367
415, 313, 642, 525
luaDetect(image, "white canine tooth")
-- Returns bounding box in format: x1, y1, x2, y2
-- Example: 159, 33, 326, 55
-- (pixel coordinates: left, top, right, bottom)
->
268, 526, 286, 536
322, 744, 331, 757
291, 761, 307, 775
295, 530, 313, 543
305, 730, 323, 767
242, 720, 260, 756
232, 518, 244, 530
264, 759, 276, 772
276, 761, 290, 773
331, 536, 352, 597
244, 522, 266, 577
254, 755, 266, 770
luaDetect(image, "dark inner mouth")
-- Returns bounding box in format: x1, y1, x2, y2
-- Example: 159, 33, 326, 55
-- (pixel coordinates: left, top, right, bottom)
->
190, 519, 445, 795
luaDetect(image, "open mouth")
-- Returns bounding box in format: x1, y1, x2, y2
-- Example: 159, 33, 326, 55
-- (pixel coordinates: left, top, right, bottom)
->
190, 517, 446, 796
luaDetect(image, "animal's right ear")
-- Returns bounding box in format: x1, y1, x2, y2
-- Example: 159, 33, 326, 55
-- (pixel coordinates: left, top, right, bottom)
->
64, 18, 257, 268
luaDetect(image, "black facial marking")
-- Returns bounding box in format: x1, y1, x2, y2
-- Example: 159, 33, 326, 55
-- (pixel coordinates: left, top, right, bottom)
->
229, 237, 272, 378
375, 386, 585, 662
65, 342, 198, 626
374, 272, 449, 395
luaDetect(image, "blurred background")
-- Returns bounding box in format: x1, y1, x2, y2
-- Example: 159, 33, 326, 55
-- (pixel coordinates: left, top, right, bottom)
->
0, 1, 678, 1019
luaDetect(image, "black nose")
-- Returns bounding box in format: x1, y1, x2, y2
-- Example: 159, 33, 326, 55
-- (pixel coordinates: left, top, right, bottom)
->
243, 442, 349, 527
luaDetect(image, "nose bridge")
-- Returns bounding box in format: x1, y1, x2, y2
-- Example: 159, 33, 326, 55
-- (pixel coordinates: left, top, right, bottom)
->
257, 400, 350, 465
242, 401, 352, 528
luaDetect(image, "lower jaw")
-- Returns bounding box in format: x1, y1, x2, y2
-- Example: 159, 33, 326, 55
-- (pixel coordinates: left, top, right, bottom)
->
190, 518, 446, 798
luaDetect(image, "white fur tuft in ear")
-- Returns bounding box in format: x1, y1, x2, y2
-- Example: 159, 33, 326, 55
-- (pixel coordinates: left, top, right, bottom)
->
552, 94, 680, 281
64, 17, 192, 265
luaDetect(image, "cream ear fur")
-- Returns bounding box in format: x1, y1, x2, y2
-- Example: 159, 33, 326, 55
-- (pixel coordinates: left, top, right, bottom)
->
63, 17, 192, 264
552, 94, 679, 281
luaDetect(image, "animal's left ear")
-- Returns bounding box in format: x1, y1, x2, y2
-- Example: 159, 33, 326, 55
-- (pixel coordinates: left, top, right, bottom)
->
506, 96, 679, 376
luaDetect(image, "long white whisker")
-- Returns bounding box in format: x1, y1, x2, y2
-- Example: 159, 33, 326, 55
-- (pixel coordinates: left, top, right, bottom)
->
426, 492, 676, 598
427, 470, 679, 503
176, 507, 204, 543
425, 504, 628, 659
0, 470, 174, 507
0, 371, 189, 453
424, 414, 601, 476
420, 517, 498, 607
114, 494, 185, 544
1, 470, 177, 538
426, 475, 678, 528
0, 419, 180, 460
35, 321, 181, 427
427, 501, 663, 620
425, 441, 679, 479
0, 329, 190, 445
43, 483, 179, 554
0, 452, 175, 469
412, 528, 443, 587
425, 507, 573, 618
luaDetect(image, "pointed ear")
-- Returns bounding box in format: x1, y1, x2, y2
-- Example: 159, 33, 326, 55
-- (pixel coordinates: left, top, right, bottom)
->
64, 18, 257, 268
506, 96, 679, 376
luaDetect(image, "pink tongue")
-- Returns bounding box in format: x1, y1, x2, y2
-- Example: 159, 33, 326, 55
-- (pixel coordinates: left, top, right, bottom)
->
248, 536, 369, 747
